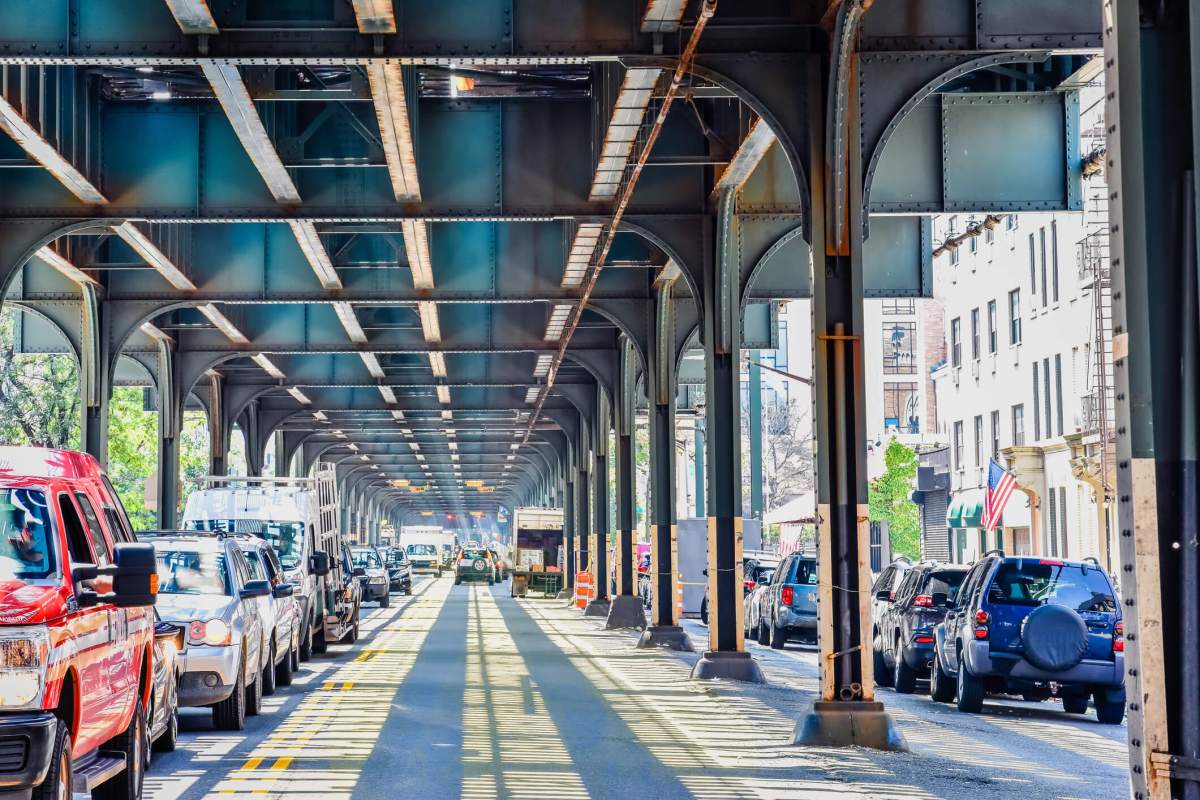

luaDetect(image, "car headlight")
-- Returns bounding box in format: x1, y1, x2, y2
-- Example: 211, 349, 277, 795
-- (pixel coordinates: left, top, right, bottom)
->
369, 575, 386, 584
188, 619, 232, 647
0, 626, 50, 709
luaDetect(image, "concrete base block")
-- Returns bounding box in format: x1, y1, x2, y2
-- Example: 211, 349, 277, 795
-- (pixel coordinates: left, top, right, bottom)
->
583, 599, 611, 617
636, 625, 693, 651
604, 595, 648, 629
793, 700, 908, 752
555, 590, 570, 601
690, 651, 766, 683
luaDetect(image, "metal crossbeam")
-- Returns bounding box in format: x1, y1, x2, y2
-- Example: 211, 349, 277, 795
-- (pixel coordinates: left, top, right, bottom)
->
710, 117, 776, 203
350, 0, 398, 34
366, 64, 421, 203
162, 0, 219, 34
0, 96, 106, 205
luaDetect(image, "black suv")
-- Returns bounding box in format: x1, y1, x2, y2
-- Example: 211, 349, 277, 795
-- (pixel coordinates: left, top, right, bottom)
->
874, 562, 968, 692
931, 553, 1125, 724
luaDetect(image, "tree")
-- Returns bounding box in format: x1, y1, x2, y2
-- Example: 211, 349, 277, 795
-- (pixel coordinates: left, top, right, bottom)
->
0, 308, 79, 449
762, 399, 814, 511
106, 387, 157, 529
868, 438, 921, 560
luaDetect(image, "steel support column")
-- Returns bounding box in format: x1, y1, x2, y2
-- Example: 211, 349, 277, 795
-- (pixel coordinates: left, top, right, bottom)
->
207, 372, 227, 476
79, 285, 111, 465
564, 467, 576, 593
1104, 2, 1200, 796
586, 391, 612, 616
155, 341, 181, 529
749, 351, 764, 520
691, 190, 761, 681
639, 282, 687, 648
577, 417, 591, 585
607, 335, 643, 627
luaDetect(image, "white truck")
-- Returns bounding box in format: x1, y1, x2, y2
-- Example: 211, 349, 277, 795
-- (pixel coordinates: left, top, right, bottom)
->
182, 466, 360, 657
399, 526, 456, 575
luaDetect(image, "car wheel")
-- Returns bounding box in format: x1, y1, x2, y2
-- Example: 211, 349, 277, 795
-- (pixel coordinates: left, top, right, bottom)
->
700, 597, 708, 626
299, 619, 313, 662
153, 703, 178, 754
94, 697, 145, 800
756, 619, 770, 646
1061, 693, 1089, 714
954, 659, 985, 713
32, 718, 72, 800
769, 621, 787, 649
1093, 688, 1125, 724
277, 641, 295, 687
873, 637, 893, 687
313, 626, 328, 654
245, 657, 263, 716
380, 592, 390, 608
262, 641, 277, 696
404, 582, 412, 596
929, 649, 956, 702
454, 576, 462, 585
213, 655, 247, 730
893, 645, 917, 694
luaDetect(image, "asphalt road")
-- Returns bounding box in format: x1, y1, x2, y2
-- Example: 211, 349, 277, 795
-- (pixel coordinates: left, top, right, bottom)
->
140, 578, 1131, 799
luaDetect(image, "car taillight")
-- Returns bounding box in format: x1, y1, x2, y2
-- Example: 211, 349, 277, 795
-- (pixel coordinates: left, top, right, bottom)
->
974, 626, 989, 640
974, 610, 990, 625
743, 580, 756, 591
889, 590, 896, 601
914, 594, 933, 607
913, 635, 934, 644
781, 586, 794, 605
1038, 559, 1063, 566
1114, 621, 1124, 652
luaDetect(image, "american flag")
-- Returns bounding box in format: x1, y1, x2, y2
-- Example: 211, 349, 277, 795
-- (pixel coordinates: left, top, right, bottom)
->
981, 458, 1017, 533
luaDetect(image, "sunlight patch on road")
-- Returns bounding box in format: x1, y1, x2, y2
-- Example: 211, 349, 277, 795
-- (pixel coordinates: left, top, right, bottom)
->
461, 587, 589, 800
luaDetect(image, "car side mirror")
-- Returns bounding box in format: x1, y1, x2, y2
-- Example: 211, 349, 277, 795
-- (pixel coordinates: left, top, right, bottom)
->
240, 579, 271, 599
352, 566, 367, 578
931, 592, 949, 607
875, 589, 892, 602
310, 551, 330, 577
273, 582, 295, 599
76, 542, 159, 608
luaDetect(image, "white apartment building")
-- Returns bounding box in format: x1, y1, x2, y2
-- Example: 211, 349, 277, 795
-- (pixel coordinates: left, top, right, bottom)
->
931, 209, 1110, 566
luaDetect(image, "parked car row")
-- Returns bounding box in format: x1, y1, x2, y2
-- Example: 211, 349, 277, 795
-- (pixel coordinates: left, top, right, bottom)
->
869, 552, 1126, 724
0, 447, 401, 800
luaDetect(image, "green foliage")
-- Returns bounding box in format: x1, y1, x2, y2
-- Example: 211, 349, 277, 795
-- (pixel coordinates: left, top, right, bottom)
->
868, 438, 921, 560
0, 309, 79, 449
106, 387, 157, 529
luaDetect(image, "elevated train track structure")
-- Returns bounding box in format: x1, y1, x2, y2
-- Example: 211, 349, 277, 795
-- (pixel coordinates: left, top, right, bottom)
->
0, 2, 1191, 797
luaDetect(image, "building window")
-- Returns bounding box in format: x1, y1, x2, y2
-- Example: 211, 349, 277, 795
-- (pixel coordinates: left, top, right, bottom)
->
987, 300, 998, 353
950, 245, 960, 266
970, 308, 980, 361
1039, 227, 1049, 307
883, 382, 919, 434
1006, 214, 1018, 231
950, 318, 962, 367
1048, 488, 1058, 556
1008, 290, 1022, 344
1059, 486, 1069, 557
882, 298, 916, 315
990, 410, 1000, 461
953, 421, 964, 471
1054, 353, 1064, 436
1032, 364, 1041, 441
969, 232, 978, 253
1028, 234, 1037, 295
1012, 404, 1025, 446
985, 225, 994, 245
776, 320, 789, 370
1043, 358, 1052, 441
1051, 220, 1060, 303
883, 321, 917, 374
973, 415, 984, 471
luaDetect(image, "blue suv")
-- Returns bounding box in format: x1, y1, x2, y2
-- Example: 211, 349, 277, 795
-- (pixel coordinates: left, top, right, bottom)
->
931, 552, 1125, 724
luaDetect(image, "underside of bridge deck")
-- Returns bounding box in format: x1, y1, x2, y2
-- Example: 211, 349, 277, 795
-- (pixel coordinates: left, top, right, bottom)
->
2, 1, 1191, 796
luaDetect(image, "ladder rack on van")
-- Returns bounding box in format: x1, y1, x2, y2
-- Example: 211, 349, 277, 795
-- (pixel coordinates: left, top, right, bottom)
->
196, 475, 317, 487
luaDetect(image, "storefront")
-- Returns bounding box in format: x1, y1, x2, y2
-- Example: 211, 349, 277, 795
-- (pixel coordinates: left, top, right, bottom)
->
945, 489, 1033, 563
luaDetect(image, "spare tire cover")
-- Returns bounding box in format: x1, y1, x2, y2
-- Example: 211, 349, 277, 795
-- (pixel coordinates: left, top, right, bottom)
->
1021, 604, 1089, 672
473, 559, 487, 571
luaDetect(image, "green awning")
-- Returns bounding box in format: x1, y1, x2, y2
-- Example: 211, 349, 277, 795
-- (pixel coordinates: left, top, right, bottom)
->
946, 489, 985, 529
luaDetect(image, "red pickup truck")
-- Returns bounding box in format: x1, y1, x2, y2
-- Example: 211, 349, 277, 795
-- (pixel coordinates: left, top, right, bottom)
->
0, 446, 158, 800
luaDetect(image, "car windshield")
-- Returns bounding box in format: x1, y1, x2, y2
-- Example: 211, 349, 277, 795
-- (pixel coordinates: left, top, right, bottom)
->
353, 549, 381, 568
790, 559, 818, 585
987, 560, 1116, 613
462, 549, 487, 560
925, 569, 968, 602
0, 488, 56, 582
187, 518, 304, 570
407, 544, 437, 556
155, 549, 230, 595
756, 568, 775, 585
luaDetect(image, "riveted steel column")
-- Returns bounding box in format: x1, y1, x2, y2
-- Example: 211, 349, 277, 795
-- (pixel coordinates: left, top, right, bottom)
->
79, 284, 111, 465
692, 190, 760, 681
1104, 3, 1199, 796
207, 372, 227, 476
274, 432, 287, 477
564, 455, 576, 591
577, 416, 591, 579
749, 351, 764, 520
592, 392, 611, 605
155, 340, 181, 529
613, 337, 637, 597
242, 400, 264, 477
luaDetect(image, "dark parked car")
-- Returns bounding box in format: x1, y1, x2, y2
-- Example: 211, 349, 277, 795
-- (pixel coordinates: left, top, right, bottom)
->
873, 562, 968, 692
699, 554, 777, 626
757, 553, 819, 647
931, 553, 1125, 724
382, 546, 413, 594
870, 556, 913, 639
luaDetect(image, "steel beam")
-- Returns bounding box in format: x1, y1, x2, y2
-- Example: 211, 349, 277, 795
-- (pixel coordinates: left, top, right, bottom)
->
162, 0, 219, 34
0, 94, 106, 205
366, 64, 421, 203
